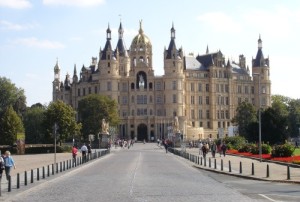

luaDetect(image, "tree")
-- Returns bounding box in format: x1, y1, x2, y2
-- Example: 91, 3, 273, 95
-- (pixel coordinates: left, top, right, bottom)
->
44, 100, 81, 144
287, 99, 300, 137
0, 105, 24, 145
23, 103, 46, 144
0, 77, 26, 118
77, 94, 119, 140
232, 101, 257, 139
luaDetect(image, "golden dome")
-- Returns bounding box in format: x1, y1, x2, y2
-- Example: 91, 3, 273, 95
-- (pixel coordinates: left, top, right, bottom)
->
131, 20, 152, 47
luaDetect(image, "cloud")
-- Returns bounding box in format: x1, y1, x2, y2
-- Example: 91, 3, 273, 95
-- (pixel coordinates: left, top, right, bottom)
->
197, 12, 242, 33
43, 0, 105, 7
0, 20, 37, 31
12, 37, 65, 49
0, 0, 31, 9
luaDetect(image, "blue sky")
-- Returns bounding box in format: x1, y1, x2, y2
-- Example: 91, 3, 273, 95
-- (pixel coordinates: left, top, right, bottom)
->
0, 0, 299, 106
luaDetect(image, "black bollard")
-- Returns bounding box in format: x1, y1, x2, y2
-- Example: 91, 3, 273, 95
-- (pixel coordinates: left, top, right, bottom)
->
17, 173, 20, 189
200, 157, 203, 165
239, 161, 242, 174
24, 171, 27, 186
63, 161, 65, 171
266, 164, 270, 178
52, 164, 54, 175
209, 158, 211, 168
198, 156, 200, 165
287, 165, 291, 180
60, 162, 62, 172
47, 165, 50, 177
31, 169, 34, 183
43, 166, 45, 179
204, 158, 206, 167
37, 168, 40, 181
229, 160, 232, 172
221, 159, 223, 171
214, 158, 217, 169
251, 162, 255, 175
56, 163, 59, 173
8, 175, 11, 192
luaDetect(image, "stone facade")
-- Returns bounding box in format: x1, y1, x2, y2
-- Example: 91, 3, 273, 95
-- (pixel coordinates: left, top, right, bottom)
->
52, 21, 271, 142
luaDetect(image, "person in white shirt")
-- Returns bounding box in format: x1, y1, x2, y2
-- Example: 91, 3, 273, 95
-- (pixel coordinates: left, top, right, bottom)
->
81, 143, 88, 162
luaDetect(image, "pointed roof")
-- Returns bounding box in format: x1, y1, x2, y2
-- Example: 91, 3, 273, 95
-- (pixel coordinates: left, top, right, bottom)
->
101, 24, 113, 60
253, 35, 265, 67
116, 22, 128, 57
206, 45, 209, 54
54, 58, 60, 71
166, 23, 177, 59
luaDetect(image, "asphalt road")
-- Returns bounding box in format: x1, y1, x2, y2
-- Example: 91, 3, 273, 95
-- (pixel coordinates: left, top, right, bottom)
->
4, 143, 299, 202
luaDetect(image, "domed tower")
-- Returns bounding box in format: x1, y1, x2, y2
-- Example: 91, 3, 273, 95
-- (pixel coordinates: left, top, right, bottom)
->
52, 60, 60, 101
129, 20, 154, 90
252, 35, 271, 108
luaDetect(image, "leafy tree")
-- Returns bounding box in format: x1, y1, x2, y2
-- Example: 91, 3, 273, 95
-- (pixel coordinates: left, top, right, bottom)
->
0, 77, 26, 118
287, 99, 300, 137
23, 103, 46, 143
78, 94, 119, 140
0, 105, 24, 145
231, 101, 257, 139
44, 100, 81, 144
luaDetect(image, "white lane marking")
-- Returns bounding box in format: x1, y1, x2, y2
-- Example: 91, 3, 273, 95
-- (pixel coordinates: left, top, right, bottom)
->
258, 194, 278, 202
130, 152, 141, 196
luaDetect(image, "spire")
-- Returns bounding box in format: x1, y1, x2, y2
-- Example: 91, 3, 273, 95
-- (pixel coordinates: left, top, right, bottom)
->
171, 22, 175, 39
258, 34, 262, 49
73, 64, 77, 75
206, 45, 209, 54
118, 21, 124, 39
139, 19, 143, 34
106, 23, 111, 40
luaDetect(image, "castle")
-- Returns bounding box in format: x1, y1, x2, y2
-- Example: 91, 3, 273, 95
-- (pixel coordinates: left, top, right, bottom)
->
52, 21, 271, 141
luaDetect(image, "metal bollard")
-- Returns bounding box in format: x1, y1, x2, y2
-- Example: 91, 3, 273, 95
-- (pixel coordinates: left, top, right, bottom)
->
63, 161, 65, 171
287, 165, 291, 180
17, 173, 20, 189
229, 161, 232, 172
47, 165, 50, 177
239, 162, 242, 174
204, 158, 207, 167
52, 164, 54, 175
266, 164, 270, 178
200, 157, 203, 165
251, 162, 255, 175
37, 168, 40, 181
56, 163, 59, 173
60, 162, 62, 172
8, 175, 11, 192
31, 169, 34, 183
214, 158, 217, 169
209, 158, 211, 168
24, 171, 27, 186
43, 166, 45, 179
221, 159, 223, 171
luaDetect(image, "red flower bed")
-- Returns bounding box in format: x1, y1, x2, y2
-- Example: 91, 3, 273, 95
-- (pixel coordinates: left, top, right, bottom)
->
227, 149, 300, 163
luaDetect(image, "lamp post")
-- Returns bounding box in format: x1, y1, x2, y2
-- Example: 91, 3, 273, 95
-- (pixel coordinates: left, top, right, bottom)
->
253, 73, 262, 162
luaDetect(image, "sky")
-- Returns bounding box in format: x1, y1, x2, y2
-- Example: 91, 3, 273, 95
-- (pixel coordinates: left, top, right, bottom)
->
0, 0, 300, 106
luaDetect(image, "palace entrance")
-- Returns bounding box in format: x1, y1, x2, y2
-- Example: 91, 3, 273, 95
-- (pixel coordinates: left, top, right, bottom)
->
137, 124, 147, 141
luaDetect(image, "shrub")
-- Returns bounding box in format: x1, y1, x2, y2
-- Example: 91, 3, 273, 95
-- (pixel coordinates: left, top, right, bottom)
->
272, 143, 295, 157
223, 136, 246, 150
251, 144, 272, 154
238, 143, 256, 153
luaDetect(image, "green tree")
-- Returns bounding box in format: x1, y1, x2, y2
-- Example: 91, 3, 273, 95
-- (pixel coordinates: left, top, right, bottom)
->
23, 103, 46, 144
44, 100, 81, 144
0, 77, 26, 118
231, 101, 257, 139
78, 94, 119, 140
288, 99, 300, 137
0, 106, 24, 145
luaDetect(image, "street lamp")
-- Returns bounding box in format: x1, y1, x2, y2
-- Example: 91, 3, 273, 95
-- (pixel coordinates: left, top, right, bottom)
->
253, 73, 262, 162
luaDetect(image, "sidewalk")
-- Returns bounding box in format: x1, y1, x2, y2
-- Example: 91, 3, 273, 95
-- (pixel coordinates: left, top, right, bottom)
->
172, 147, 300, 183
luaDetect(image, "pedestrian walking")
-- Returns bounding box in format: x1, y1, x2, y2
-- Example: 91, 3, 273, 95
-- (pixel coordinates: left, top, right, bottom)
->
164, 139, 169, 153
202, 143, 208, 158
87, 144, 92, 159
72, 145, 78, 165
221, 143, 227, 157
211, 142, 217, 158
198, 142, 203, 155
81, 143, 88, 163
0, 155, 5, 179
3, 151, 16, 181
